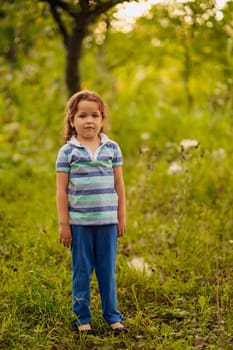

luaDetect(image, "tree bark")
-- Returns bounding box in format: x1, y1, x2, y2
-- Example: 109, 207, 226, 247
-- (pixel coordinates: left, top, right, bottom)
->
65, 24, 87, 95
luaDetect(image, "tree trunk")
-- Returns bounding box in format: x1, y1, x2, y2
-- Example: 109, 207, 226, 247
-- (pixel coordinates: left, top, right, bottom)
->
65, 24, 87, 96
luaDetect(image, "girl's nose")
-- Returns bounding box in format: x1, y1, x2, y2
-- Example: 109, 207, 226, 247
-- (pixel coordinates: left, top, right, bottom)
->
84, 116, 91, 124
86, 115, 93, 121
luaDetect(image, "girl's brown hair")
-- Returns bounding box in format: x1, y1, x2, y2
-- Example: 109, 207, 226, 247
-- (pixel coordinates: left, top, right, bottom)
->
64, 90, 107, 141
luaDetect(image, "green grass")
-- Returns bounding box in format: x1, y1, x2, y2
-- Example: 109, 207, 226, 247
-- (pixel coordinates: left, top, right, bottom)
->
1, 10, 233, 346
1, 110, 233, 349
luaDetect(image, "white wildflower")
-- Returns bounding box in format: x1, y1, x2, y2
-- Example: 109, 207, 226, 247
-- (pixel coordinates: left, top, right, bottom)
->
168, 162, 182, 175
211, 148, 226, 160
128, 257, 152, 276
3, 122, 20, 136
140, 132, 150, 140
139, 145, 150, 153
12, 153, 22, 162
180, 139, 199, 150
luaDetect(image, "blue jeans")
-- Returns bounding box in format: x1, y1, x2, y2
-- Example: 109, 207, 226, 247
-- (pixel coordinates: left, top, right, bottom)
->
71, 224, 123, 325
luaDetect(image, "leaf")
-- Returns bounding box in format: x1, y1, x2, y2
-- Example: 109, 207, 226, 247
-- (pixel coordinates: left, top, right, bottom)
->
198, 296, 206, 310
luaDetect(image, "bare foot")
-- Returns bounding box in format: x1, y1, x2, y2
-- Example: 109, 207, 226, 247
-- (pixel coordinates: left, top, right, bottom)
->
110, 322, 124, 330
78, 324, 92, 331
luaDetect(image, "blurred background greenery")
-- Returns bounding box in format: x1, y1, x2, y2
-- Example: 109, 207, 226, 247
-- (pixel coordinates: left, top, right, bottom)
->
0, 0, 232, 159
1, 1, 233, 349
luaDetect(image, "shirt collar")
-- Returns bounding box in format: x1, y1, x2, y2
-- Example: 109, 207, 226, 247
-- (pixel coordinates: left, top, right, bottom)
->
67, 133, 110, 147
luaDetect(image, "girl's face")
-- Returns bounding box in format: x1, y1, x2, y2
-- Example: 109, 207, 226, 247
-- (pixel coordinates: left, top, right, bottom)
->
72, 100, 103, 142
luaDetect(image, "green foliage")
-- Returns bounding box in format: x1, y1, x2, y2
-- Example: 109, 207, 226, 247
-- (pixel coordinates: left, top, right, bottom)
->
1, 0, 233, 349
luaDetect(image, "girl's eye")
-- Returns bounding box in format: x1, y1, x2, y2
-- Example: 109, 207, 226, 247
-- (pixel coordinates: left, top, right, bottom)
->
76, 113, 100, 119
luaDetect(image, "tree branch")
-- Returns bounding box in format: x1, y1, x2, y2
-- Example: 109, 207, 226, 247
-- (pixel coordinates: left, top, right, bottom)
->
89, 0, 129, 22
39, 0, 77, 18
50, 4, 69, 46
39, 0, 72, 46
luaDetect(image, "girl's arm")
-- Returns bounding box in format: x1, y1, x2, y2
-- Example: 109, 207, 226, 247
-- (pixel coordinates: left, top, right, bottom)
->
114, 166, 126, 237
56, 172, 72, 247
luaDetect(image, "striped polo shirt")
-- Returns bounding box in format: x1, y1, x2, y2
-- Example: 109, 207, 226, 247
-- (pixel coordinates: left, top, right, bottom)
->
56, 134, 123, 225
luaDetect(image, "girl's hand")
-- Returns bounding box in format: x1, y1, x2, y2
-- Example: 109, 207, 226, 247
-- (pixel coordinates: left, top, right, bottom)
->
117, 218, 126, 237
59, 223, 72, 248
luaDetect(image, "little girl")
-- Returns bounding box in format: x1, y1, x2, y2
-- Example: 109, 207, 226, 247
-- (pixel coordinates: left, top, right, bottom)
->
56, 90, 127, 335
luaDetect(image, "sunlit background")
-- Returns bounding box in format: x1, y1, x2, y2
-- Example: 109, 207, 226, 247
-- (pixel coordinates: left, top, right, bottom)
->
114, 0, 228, 31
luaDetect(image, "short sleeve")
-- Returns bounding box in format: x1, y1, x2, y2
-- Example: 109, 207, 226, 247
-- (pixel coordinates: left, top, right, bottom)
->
56, 148, 70, 172
112, 143, 123, 167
